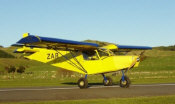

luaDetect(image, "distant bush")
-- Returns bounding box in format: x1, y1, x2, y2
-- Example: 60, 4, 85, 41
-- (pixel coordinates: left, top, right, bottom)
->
0, 45, 3, 48
0, 50, 15, 58
5, 66, 16, 73
17, 66, 25, 73
5, 65, 25, 73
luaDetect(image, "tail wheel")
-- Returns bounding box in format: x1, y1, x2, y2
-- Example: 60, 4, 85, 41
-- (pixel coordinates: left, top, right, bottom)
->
120, 76, 130, 88
78, 78, 88, 89
103, 76, 113, 86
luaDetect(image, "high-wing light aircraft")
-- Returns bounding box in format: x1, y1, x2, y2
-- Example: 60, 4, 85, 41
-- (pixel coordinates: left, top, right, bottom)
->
13, 33, 152, 89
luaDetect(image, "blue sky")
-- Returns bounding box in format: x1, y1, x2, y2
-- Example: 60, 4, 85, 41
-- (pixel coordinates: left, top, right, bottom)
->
0, 0, 174, 47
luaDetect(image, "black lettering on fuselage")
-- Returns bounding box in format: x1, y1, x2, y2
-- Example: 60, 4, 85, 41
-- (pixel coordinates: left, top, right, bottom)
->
55, 53, 58, 59
47, 54, 51, 60
47, 53, 59, 60
51, 53, 54, 59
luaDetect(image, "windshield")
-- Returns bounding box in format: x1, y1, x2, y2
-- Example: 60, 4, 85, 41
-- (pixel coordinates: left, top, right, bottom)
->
98, 49, 110, 57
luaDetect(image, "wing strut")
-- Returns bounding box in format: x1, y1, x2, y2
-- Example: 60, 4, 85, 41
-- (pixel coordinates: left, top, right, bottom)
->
55, 50, 87, 74
69, 51, 87, 73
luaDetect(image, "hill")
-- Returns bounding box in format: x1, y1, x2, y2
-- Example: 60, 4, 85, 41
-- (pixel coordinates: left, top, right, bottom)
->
154, 45, 175, 51
84, 40, 175, 52
0, 48, 15, 58
84, 40, 111, 46
0, 46, 58, 72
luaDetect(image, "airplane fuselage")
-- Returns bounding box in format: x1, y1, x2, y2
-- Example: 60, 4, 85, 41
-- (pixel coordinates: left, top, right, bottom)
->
17, 47, 139, 75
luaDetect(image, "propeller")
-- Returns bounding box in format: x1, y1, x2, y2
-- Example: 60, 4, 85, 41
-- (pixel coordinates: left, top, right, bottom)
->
125, 51, 145, 72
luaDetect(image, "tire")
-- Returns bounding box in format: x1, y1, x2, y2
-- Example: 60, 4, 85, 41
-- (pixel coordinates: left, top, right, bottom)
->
119, 76, 130, 88
103, 76, 113, 86
78, 78, 88, 89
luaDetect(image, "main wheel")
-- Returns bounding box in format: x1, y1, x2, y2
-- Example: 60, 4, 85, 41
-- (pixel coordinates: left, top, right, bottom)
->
78, 78, 88, 89
119, 76, 130, 88
103, 76, 113, 86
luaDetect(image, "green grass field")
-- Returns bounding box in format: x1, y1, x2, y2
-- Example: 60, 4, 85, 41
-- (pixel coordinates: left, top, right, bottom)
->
1, 95, 175, 104
0, 47, 175, 104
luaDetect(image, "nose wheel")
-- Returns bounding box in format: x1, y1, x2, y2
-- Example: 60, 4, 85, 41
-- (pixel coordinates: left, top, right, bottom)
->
119, 76, 130, 88
119, 70, 131, 88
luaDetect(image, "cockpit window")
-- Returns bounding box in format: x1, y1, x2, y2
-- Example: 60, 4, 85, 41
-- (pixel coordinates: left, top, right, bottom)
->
98, 49, 109, 57
82, 51, 99, 60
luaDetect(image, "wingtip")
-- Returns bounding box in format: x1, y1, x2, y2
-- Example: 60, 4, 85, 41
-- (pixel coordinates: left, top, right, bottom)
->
117, 45, 152, 50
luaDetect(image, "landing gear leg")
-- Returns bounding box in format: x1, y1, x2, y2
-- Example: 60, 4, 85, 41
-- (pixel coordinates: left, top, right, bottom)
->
78, 74, 88, 89
119, 70, 130, 88
102, 74, 113, 86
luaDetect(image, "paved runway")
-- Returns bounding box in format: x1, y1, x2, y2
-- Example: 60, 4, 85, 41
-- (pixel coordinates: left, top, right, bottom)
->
0, 83, 175, 102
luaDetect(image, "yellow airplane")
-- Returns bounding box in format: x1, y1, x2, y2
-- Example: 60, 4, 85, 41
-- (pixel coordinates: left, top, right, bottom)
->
13, 33, 152, 89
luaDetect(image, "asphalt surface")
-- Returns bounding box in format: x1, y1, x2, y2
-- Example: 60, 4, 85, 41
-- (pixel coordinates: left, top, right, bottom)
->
0, 84, 175, 102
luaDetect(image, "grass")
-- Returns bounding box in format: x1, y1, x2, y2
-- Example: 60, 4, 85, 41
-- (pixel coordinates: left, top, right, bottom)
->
1, 95, 175, 104
0, 58, 58, 71
133, 56, 175, 71
129, 49, 175, 57
0, 47, 175, 103
0, 70, 175, 88
0, 46, 21, 58
0, 49, 14, 58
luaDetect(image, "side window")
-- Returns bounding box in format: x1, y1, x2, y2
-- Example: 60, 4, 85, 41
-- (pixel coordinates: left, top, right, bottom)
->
82, 51, 99, 60
98, 49, 109, 57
